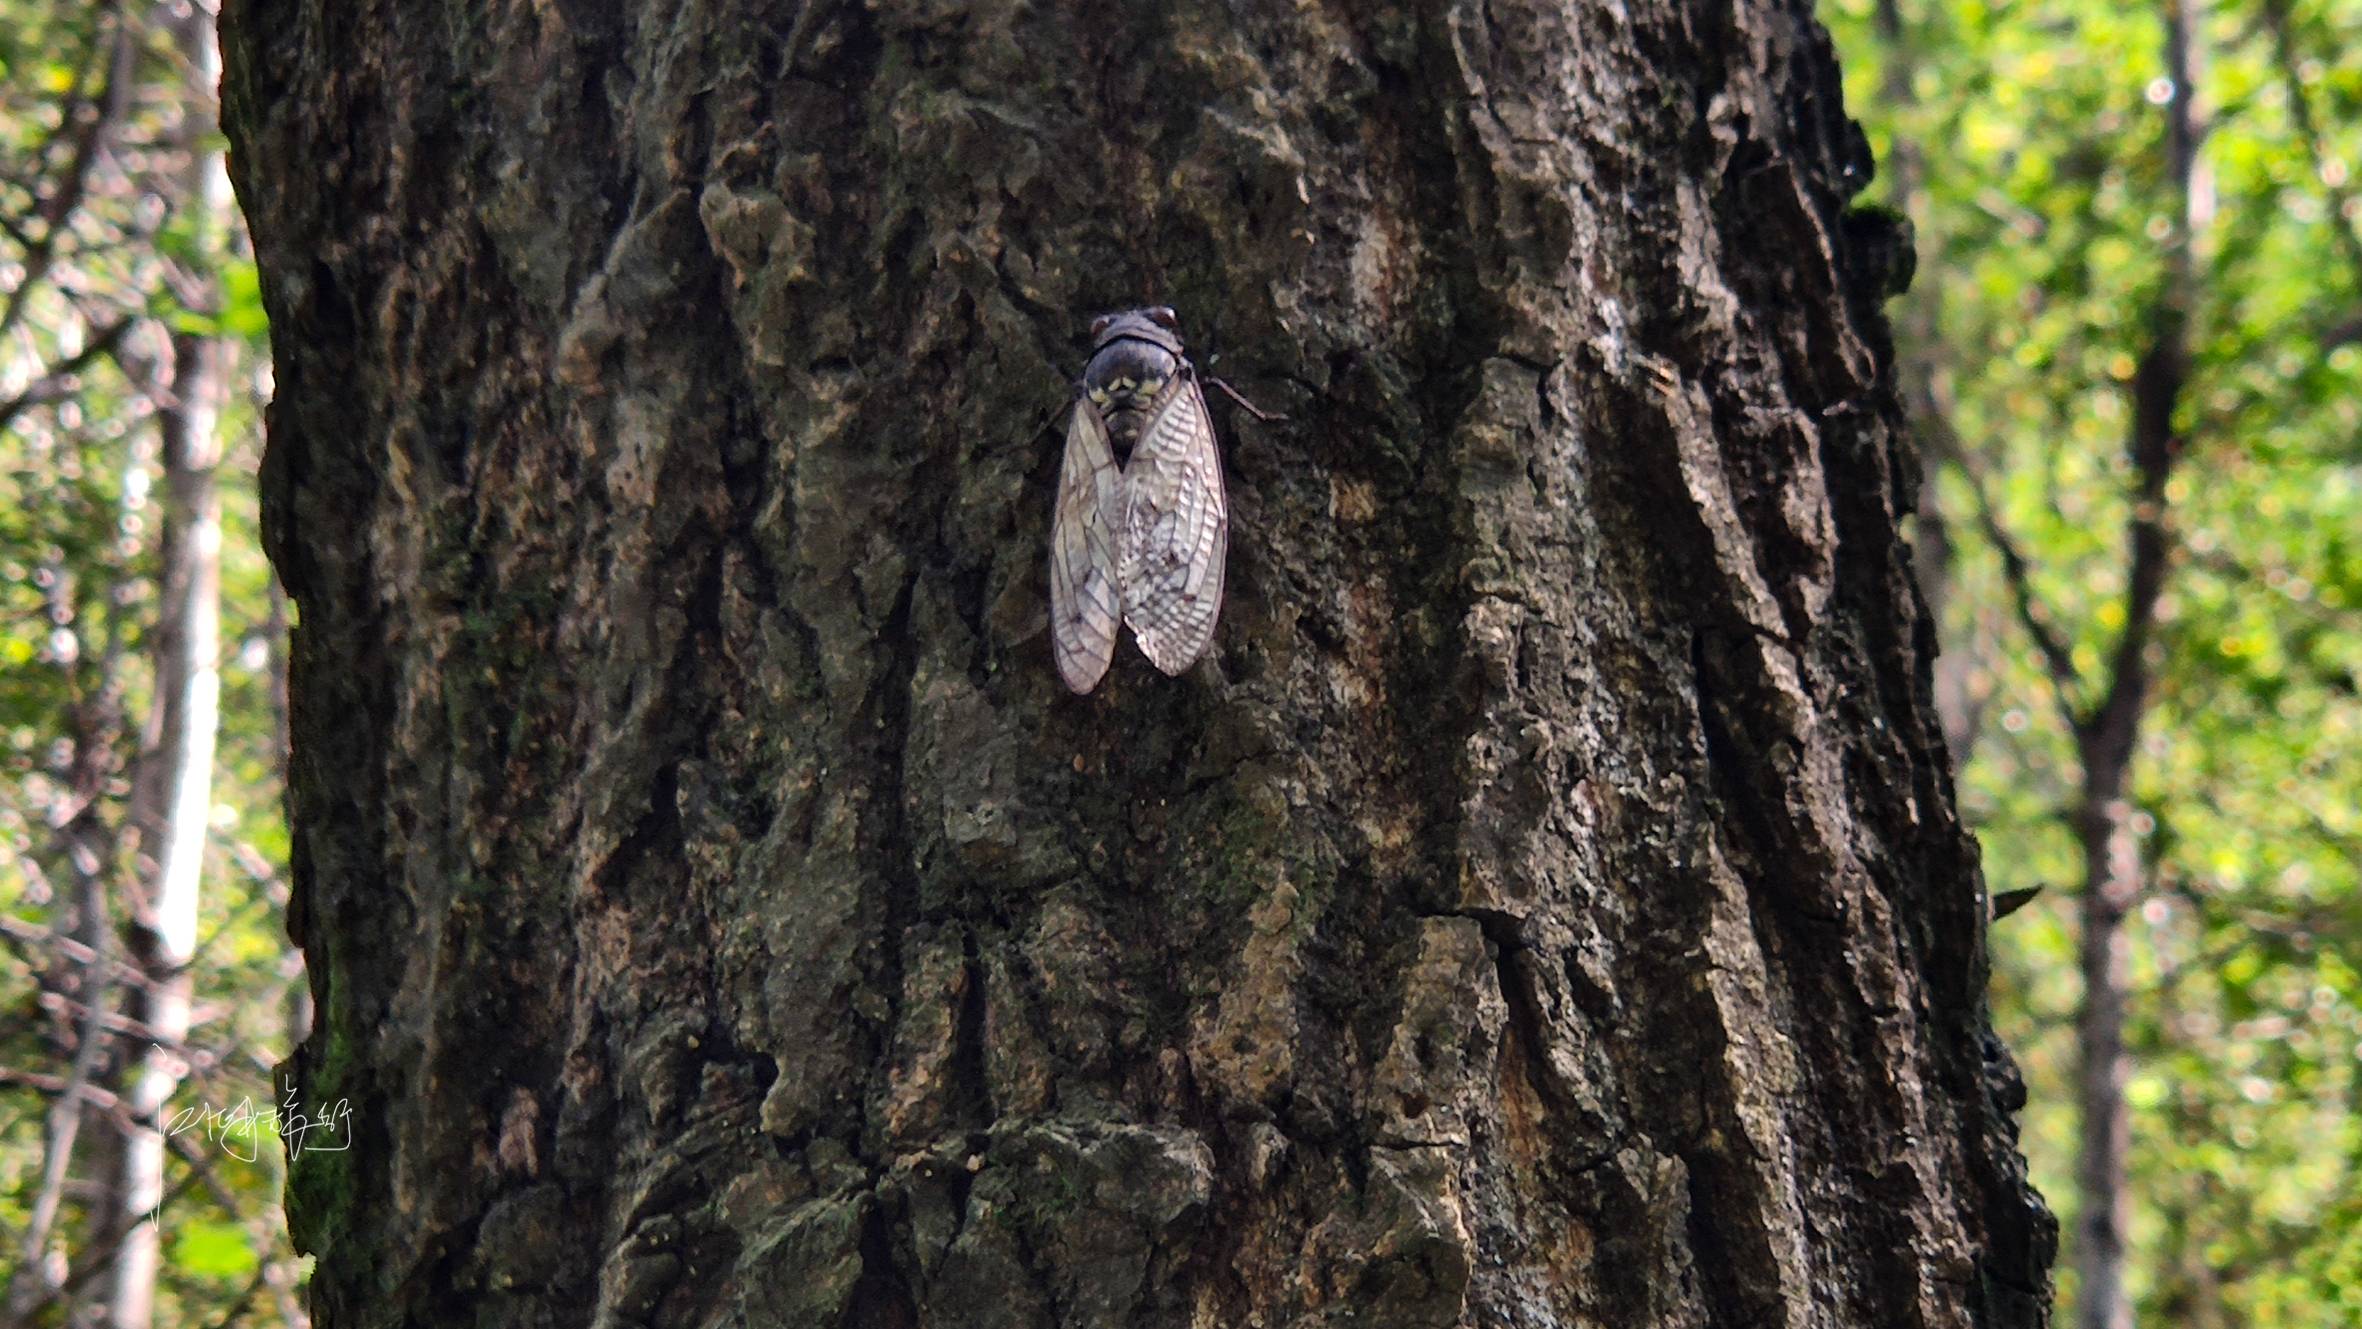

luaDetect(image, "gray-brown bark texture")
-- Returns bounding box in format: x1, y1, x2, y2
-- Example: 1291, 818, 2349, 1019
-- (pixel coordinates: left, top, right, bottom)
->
221, 1, 2054, 1325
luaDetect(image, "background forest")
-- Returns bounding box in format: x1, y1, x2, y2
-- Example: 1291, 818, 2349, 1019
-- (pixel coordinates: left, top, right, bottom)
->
0, 1, 2354, 1326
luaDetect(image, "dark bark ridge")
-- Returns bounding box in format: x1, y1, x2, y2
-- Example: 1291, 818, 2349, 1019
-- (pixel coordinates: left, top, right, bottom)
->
221, 1, 2053, 1325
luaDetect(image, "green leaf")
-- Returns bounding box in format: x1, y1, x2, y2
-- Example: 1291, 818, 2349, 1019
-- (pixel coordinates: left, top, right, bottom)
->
173, 1219, 260, 1280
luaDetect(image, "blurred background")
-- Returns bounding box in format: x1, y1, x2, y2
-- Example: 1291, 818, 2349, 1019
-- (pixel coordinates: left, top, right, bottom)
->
2, 0, 299, 1325
1826, 2, 2362, 1325
0, 1, 2355, 1326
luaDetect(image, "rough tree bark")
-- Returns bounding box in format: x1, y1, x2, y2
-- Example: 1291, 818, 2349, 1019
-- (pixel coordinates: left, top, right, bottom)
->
221, 2, 2055, 1325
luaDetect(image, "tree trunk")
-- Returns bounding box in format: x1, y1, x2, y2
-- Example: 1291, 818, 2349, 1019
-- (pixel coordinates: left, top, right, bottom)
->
221, 1, 2055, 1325
108, 8, 230, 1323
2069, 787, 2139, 1329
2071, 5, 2198, 1326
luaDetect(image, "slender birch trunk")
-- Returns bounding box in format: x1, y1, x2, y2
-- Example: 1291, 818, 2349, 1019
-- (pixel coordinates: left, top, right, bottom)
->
106, 7, 229, 1323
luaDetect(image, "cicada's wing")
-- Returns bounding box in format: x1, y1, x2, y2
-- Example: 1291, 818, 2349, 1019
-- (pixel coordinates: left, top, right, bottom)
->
1050, 395, 1123, 693
1118, 370, 1227, 675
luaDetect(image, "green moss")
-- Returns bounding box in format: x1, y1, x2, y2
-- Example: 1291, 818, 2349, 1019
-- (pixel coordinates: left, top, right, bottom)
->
1021, 1166, 1084, 1225
282, 969, 365, 1257
283, 1133, 359, 1258
1207, 789, 1288, 910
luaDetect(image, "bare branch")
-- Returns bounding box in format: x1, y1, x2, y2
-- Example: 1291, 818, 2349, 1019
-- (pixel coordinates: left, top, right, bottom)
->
0, 315, 135, 434
33, 986, 224, 1057
2084, 343, 2181, 780
1, 874, 114, 1320
198, 1267, 274, 1329
1958, 457, 2087, 730
2083, 0, 2199, 786
2261, 0, 2362, 315
0, 914, 161, 991
0, 9, 135, 343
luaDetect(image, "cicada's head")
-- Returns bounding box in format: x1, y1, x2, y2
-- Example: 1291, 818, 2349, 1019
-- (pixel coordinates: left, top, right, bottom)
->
1089, 305, 1184, 354
1083, 307, 1186, 444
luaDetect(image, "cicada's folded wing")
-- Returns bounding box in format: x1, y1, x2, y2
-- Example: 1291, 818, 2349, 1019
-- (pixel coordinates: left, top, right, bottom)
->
1117, 371, 1227, 675
1049, 396, 1122, 693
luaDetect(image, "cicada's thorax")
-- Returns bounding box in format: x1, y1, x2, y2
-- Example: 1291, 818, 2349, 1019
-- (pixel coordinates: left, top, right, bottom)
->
1082, 322, 1185, 459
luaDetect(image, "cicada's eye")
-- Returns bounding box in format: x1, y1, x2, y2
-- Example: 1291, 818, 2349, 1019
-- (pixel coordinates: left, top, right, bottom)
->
1147, 305, 1179, 329
1091, 314, 1114, 339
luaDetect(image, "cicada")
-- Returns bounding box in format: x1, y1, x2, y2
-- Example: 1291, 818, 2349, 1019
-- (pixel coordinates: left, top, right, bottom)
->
1049, 306, 1229, 694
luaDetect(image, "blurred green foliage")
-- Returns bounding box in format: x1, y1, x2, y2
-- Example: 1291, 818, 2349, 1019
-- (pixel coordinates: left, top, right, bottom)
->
1829, 0, 2362, 1322
0, 0, 299, 1323
4, 0, 2355, 1325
